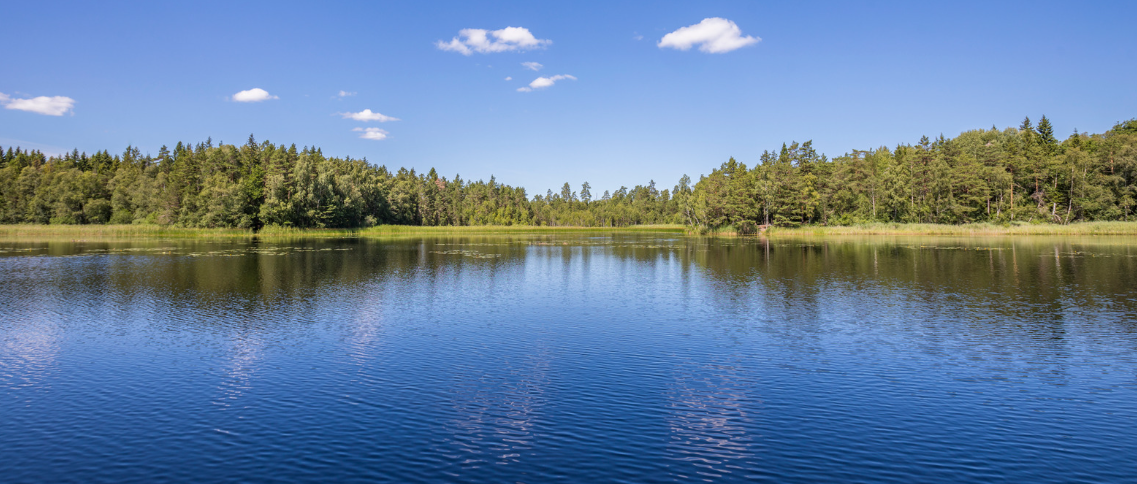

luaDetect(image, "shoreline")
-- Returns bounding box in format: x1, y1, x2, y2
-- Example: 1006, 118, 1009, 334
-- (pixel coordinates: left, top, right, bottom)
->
699, 221, 1137, 237
0, 224, 687, 239
2, 221, 1137, 239
763, 221, 1137, 236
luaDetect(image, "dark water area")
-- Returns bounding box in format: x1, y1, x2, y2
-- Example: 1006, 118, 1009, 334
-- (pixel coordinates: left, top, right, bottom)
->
2, 234, 1136, 483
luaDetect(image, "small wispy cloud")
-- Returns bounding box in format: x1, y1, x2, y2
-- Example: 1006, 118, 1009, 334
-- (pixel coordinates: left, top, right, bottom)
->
339, 109, 399, 122
521, 61, 543, 71
353, 127, 389, 140
658, 18, 760, 53
505, 76, 513, 81
436, 27, 551, 55
337, 90, 356, 97
517, 74, 576, 92
0, 92, 76, 116
231, 88, 278, 102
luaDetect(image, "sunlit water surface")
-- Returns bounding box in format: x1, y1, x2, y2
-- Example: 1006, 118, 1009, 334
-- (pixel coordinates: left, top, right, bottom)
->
2, 235, 1136, 483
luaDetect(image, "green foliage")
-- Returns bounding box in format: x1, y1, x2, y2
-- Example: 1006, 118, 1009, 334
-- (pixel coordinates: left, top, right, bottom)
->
2, 115, 1136, 229
685, 116, 1137, 228
0, 138, 677, 228
1110, 118, 1137, 136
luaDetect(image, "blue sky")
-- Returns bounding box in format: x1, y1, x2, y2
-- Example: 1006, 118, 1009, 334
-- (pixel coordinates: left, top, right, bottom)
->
3, 1, 1135, 194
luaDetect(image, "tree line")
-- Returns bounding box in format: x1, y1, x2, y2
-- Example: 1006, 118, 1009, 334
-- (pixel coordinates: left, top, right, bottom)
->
1, 116, 1135, 229
686, 117, 1137, 230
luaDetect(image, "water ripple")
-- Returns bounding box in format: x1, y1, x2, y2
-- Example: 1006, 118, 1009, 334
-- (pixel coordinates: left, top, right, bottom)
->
1, 235, 1136, 482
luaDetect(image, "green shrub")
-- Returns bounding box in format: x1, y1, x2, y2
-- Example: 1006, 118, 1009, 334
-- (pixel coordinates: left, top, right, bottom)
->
84, 199, 113, 224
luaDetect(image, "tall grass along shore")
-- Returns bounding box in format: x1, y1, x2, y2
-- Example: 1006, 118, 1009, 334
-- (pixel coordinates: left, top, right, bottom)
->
3, 222, 1137, 240
763, 221, 1137, 236
0, 224, 687, 239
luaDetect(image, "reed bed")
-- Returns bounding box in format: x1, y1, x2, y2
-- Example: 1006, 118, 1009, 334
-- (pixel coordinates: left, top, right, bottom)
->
0, 224, 253, 238
355, 224, 685, 237
0, 224, 687, 239
6, 222, 1131, 239
765, 221, 1137, 236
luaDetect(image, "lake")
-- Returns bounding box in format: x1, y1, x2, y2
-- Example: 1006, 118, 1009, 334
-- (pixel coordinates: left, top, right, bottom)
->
2, 234, 1136, 482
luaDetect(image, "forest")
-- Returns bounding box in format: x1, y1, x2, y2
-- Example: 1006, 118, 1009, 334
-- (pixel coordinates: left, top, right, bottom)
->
1, 115, 1135, 230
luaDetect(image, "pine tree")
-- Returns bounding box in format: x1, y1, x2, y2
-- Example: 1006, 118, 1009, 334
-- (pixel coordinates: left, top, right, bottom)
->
1037, 115, 1057, 154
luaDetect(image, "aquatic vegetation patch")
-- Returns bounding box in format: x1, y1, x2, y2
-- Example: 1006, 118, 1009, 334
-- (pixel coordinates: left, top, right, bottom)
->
429, 249, 502, 259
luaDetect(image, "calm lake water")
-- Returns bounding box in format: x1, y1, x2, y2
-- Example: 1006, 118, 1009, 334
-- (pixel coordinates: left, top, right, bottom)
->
2, 234, 1136, 483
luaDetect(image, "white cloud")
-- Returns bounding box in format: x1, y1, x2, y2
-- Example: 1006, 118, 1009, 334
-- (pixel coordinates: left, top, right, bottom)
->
353, 127, 389, 140
658, 18, 760, 53
231, 88, 278, 102
339, 109, 399, 122
521, 61, 543, 71
1, 92, 76, 116
633, 34, 644, 41
437, 38, 473, 55
436, 27, 551, 55
516, 74, 576, 92
337, 90, 356, 97
505, 76, 512, 81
